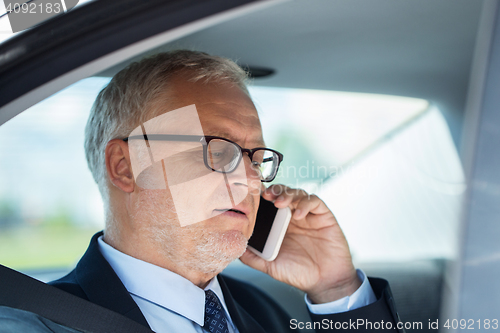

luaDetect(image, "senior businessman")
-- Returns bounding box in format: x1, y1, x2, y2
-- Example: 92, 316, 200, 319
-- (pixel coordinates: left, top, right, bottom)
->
51, 50, 401, 332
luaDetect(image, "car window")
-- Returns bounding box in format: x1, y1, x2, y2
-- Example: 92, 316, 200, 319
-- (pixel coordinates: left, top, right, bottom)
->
251, 87, 464, 263
0, 77, 108, 275
0, 76, 464, 275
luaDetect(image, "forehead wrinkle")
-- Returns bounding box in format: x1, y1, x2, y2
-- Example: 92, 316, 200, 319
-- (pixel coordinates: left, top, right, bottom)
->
196, 100, 254, 107
197, 102, 265, 147
196, 101, 260, 117
204, 128, 266, 148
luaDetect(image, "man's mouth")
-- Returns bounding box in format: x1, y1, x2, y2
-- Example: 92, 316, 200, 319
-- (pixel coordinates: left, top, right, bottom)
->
214, 208, 246, 215
227, 208, 245, 215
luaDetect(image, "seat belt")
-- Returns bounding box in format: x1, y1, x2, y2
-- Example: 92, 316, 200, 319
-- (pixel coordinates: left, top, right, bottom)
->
0, 264, 154, 333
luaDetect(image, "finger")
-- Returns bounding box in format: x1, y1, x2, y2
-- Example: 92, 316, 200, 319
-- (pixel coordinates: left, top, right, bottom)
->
274, 187, 309, 209
293, 194, 328, 219
303, 212, 340, 229
239, 248, 269, 273
264, 185, 303, 202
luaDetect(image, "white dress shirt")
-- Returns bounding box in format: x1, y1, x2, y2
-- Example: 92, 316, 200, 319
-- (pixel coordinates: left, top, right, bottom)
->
98, 236, 376, 333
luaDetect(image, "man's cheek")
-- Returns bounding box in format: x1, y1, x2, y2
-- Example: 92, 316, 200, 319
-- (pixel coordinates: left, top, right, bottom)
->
245, 216, 257, 240
247, 177, 262, 197
169, 172, 232, 227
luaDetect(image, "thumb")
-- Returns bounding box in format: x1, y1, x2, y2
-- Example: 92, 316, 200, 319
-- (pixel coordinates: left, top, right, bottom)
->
239, 248, 270, 274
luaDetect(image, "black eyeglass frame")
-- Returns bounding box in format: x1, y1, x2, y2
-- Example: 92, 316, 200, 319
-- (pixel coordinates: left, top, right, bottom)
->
122, 134, 284, 182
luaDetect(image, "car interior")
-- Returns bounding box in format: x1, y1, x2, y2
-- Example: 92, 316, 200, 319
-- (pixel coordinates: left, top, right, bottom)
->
1, 0, 500, 332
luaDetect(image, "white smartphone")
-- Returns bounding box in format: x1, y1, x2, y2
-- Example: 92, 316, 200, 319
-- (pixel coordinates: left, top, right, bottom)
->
248, 196, 292, 261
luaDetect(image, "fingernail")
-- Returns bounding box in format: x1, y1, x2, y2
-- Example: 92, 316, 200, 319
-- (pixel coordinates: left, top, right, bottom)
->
276, 196, 284, 202
294, 209, 302, 218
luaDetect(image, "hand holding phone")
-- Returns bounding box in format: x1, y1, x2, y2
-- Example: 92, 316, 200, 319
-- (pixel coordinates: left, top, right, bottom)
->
242, 185, 361, 304
248, 196, 291, 261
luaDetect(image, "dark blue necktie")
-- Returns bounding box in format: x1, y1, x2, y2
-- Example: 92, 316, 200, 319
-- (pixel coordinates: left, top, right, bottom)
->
203, 290, 230, 333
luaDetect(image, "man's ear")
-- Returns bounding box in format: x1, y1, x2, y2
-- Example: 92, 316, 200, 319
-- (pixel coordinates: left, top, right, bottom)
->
105, 139, 135, 193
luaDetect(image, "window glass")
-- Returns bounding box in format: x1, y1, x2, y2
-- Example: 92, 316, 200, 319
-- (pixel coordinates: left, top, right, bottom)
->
0, 77, 109, 270
0, 79, 464, 272
250, 86, 465, 263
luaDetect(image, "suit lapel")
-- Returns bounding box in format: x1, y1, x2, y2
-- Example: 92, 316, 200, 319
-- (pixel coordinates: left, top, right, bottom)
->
218, 275, 266, 333
75, 232, 150, 328
76, 233, 267, 332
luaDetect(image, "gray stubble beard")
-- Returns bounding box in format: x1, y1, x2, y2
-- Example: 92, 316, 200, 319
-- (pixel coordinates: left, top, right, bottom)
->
134, 189, 249, 276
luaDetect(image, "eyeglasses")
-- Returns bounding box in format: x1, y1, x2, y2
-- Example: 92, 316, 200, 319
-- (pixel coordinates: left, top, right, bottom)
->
123, 134, 283, 182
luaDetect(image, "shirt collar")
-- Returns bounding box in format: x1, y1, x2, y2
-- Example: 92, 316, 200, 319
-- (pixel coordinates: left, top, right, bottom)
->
97, 235, 231, 327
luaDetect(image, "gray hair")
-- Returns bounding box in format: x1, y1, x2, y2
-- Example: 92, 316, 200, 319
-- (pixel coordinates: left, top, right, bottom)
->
84, 50, 250, 202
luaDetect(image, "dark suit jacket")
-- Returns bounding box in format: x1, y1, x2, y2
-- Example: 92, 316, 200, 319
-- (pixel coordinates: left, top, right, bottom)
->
50, 232, 401, 332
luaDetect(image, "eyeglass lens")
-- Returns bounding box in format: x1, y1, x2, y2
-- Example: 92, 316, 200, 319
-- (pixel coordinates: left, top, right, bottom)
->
206, 140, 241, 172
206, 139, 279, 181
